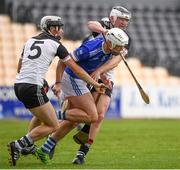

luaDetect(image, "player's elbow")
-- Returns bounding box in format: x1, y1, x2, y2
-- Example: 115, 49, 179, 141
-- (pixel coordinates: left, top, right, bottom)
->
87, 21, 94, 27
87, 21, 100, 31
87, 22, 94, 31
49, 123, 60, 134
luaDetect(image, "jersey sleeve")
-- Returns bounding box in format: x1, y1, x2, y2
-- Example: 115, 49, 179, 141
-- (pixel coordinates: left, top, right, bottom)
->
56, 44, 70, 62
70, 45, 89, 62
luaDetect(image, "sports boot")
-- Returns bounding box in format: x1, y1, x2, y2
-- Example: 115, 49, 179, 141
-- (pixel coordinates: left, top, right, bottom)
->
21, 144, 36, 155
35, 148, 50, 164
7, 141, 20, 166
72, 151, 85, 164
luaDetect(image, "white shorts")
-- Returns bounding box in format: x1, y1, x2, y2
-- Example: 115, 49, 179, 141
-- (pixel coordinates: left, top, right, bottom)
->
61, 72, 90, 98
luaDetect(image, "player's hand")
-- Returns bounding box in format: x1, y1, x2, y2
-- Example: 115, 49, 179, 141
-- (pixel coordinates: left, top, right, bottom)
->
95, 83, 107, 94
52, 83, 61, 98
120, 47, 128, 57
100, 74, 112, 91
90, 70, 100, 81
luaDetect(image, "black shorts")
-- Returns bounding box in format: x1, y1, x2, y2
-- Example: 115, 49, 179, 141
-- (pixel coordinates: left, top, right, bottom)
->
89, 79, 114, 98
14, 83, 49, 109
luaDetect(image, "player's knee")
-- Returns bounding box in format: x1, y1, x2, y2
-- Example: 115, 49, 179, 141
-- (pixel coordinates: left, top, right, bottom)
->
89, 113, 98, 123
86, 106, 98, 123
93, 114, 104, 126
98, 114, 104, 122
50, 122, 60, 133
69, 121, 78, 128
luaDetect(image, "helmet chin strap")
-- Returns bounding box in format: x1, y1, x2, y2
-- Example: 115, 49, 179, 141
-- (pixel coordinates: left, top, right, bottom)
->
108, 16, 114, 28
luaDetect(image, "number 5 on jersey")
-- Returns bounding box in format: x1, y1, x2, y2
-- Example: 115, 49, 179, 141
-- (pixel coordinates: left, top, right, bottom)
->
28, 41, 44, 59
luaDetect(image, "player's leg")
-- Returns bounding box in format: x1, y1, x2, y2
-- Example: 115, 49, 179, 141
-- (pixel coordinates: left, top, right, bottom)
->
89, 93, 110, 139
72, 92, 111, 164
25, 116, 46, 159
36, 98, 76, 162
21, 98, 68, 156
28, 102, 59, 140
8, 102, 59, 165
62, 93, 98, 123
72, 79, 112, 144
73, 77, 113, 142
36, 120, 77, 163
28, 79, 50, 132
36, 93, 99, 164
8, 83, 59, 166
28, 116, 41, 132
35, 98, 83, 164
57, 72, 98, 123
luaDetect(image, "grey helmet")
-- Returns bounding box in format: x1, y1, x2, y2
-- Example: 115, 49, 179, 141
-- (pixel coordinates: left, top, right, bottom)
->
40, 15, 64, 32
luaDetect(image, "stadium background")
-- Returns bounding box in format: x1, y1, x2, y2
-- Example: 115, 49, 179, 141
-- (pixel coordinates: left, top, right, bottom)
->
0, 0, 180, 119
0, 0, 180, 169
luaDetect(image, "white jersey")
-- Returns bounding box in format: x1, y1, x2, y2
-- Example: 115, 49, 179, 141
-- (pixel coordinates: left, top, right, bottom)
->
15, 32, 70, 86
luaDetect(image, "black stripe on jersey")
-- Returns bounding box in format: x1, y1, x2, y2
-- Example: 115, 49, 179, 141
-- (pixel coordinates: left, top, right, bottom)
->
56, 44, 69, 60
33, 32, 69, 60
32, 32, 60, 43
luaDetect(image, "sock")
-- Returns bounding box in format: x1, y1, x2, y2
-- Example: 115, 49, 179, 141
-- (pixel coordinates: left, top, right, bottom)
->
81, 124, 90, 133
57, 110, 66, 120
24, 134, 33, 146
15, 134, 34, 151
87, 138, 94, 145
78, 143, 91, 156
41, 137, 56, 154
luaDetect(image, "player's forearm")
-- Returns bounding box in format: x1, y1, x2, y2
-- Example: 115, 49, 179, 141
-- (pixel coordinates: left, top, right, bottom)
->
73, 66, 100, 87
97, 56, 122, 74
66, 59, 100, 88
87, 21, 107, 34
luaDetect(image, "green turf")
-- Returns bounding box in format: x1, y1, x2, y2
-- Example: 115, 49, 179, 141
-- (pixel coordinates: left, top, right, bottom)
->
0, 119, 180, 169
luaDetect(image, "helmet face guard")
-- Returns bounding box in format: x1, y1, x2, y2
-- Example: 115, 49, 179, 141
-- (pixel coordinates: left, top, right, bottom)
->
46, 20, 64, 30
40, 16, 64, 32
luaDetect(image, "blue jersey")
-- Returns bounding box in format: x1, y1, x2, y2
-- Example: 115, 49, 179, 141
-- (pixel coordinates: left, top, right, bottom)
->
65, 36, 112, 78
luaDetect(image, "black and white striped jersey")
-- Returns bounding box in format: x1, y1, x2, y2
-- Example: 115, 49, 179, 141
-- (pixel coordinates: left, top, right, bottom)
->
15, 32, 70, 86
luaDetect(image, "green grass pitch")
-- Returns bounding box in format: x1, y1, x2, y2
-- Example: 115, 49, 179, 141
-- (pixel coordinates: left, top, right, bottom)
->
0, 119, 180, 169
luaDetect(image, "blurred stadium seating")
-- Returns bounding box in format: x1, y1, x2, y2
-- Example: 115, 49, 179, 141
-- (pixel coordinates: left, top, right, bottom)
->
0, 0, 180, 86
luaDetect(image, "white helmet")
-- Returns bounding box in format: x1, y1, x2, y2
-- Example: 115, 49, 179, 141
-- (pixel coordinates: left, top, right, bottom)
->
40, 15, 64, 32
110, 6, 131, 20
106, 28, 129, 47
